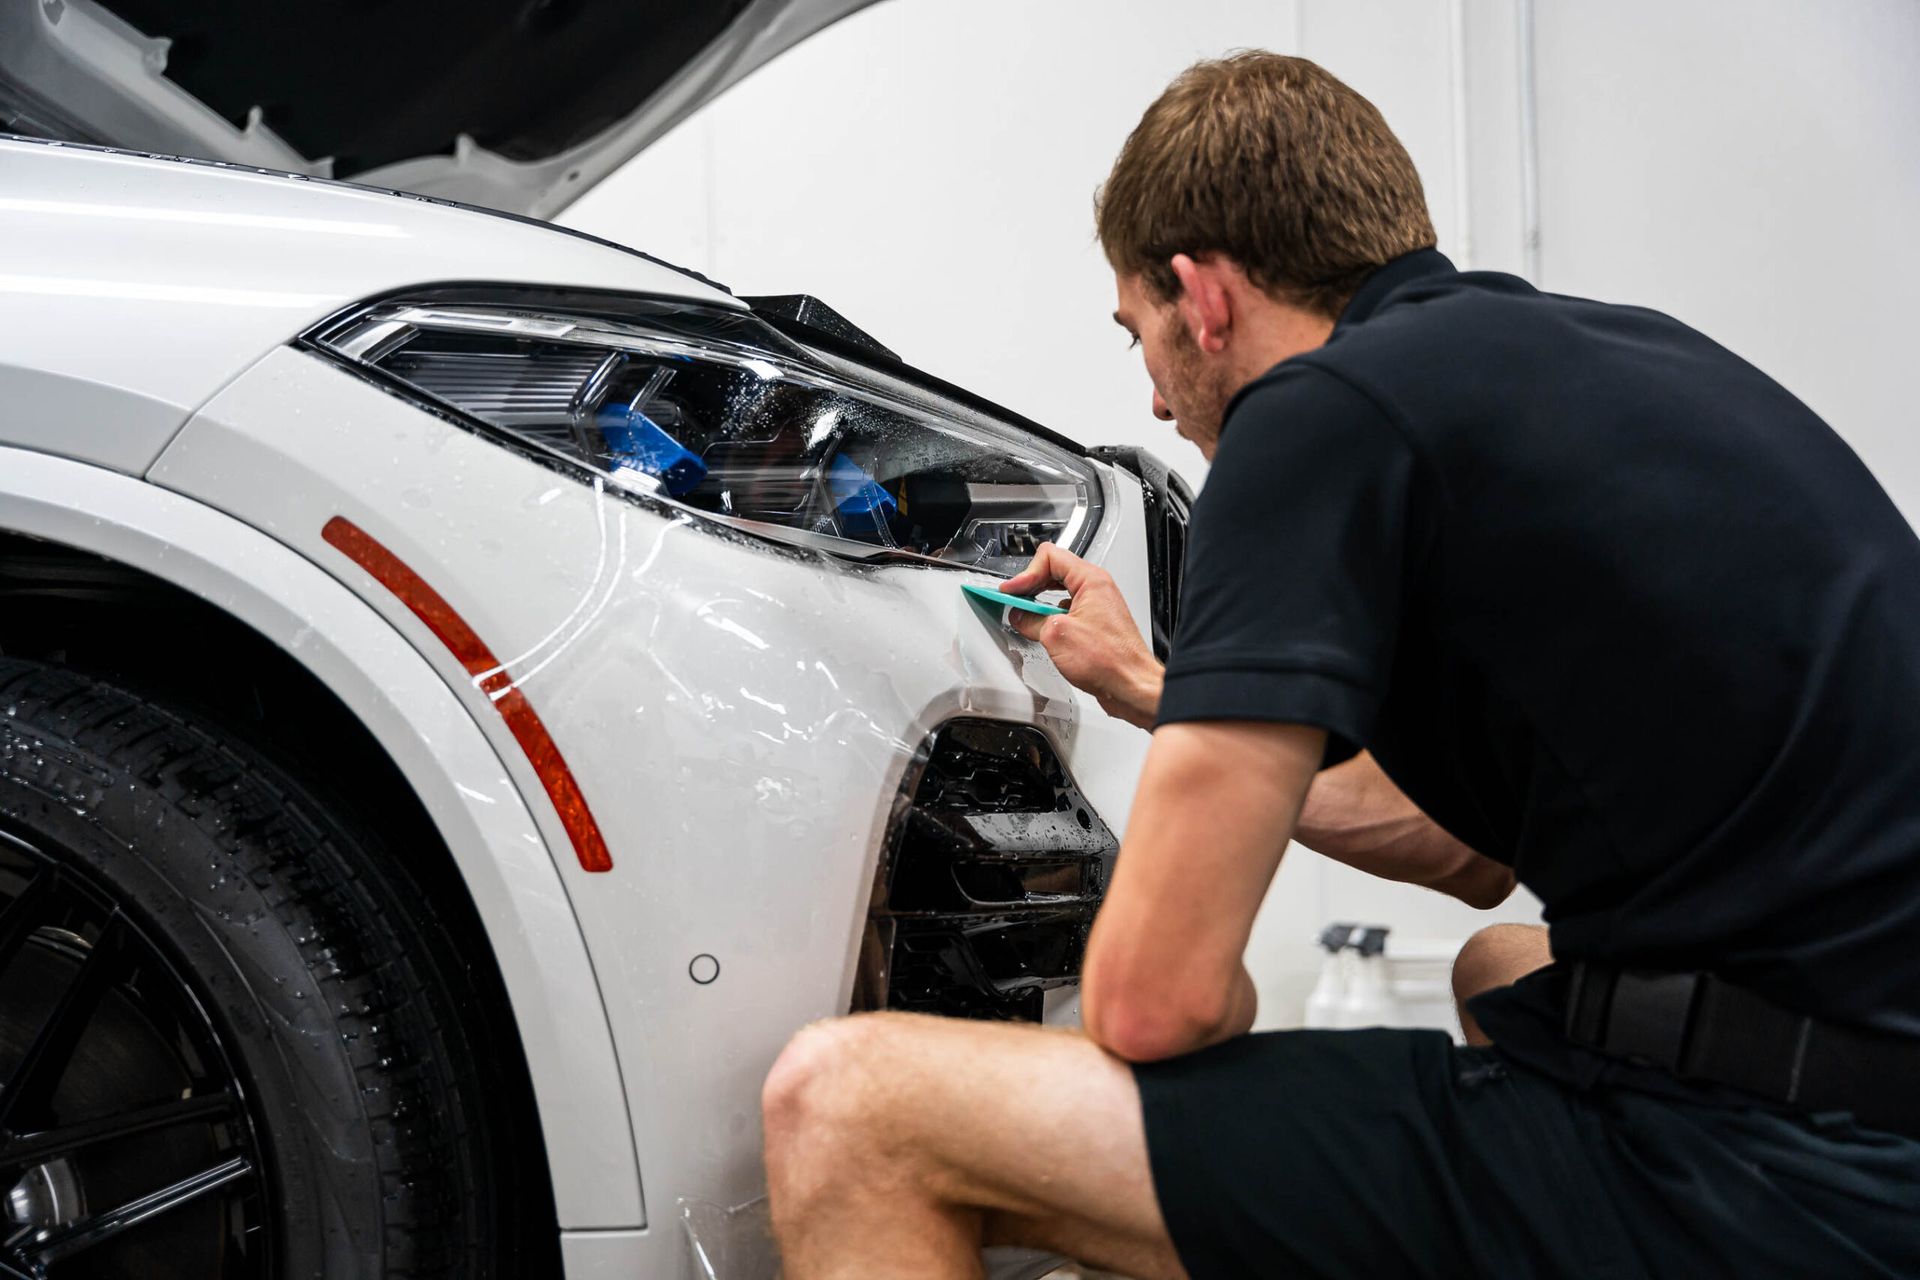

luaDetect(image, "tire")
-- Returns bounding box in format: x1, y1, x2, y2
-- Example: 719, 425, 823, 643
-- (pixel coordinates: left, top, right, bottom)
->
0, 657, 531, 1277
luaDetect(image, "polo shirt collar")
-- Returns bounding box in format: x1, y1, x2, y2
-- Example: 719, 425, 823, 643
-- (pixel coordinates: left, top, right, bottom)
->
1336, 248, 1457, 329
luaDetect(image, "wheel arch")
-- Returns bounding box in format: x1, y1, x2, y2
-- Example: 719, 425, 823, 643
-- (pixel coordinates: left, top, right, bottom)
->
0, 447, 645, 1231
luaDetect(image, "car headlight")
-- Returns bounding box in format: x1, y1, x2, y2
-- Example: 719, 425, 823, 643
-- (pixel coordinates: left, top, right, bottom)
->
305, 293, 1102, 574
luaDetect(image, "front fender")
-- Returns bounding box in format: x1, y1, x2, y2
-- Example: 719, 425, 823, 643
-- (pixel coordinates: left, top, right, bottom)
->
0, 447, 645, 1229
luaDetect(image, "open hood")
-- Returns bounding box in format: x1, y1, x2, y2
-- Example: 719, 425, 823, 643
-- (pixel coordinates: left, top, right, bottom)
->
0, 0, 880, 218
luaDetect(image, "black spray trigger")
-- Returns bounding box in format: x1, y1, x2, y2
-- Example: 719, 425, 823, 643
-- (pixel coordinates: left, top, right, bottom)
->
1316, 923, 1355, 953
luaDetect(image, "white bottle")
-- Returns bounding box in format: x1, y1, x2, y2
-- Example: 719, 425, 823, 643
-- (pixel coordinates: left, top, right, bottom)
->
1339, 926, 1406, 1028
1304, 923, 1354, 1029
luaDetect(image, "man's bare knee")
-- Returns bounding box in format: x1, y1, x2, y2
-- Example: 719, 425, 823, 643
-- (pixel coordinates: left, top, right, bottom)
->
1452, 924, 1552, 1045
764, 1013, 896, 1139
763, 1020, 828, 1131
765, 1014, 1006, 1275
765, 1013, 961, 1180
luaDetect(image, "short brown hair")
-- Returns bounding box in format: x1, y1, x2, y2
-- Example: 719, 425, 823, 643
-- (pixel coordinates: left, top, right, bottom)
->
1096, 51, 1436, 317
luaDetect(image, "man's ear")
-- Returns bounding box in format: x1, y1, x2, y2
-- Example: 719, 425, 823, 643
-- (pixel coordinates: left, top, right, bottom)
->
1170, 253, 1232, 353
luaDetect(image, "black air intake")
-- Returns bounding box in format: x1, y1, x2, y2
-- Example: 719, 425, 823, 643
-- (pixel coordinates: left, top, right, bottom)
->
854, 720, 1118, 1022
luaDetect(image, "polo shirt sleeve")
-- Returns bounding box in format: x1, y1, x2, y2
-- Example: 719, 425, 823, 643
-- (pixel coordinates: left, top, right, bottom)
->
1157, 366, 1422, 766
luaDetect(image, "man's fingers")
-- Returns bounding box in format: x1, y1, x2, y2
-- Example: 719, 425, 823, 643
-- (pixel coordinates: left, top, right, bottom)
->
1000, 544, 1066, 597
1042, 545, 1099, 595
1009, 607, 1048, 642
1001, 543, 1099, 598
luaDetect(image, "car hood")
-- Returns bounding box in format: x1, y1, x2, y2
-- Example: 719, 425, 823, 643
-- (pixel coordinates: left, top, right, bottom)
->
0, 0, 879, 218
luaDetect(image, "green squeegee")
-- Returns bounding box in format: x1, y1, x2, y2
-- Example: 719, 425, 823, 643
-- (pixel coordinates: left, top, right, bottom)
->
961, 583, 1067, 617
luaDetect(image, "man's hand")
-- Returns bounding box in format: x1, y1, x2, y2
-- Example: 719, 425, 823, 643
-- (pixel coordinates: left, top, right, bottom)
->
1001, 543, 1163, 729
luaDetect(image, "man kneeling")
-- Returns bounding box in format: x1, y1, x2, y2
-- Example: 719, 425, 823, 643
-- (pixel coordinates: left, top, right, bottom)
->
764, 52, 1920, 1279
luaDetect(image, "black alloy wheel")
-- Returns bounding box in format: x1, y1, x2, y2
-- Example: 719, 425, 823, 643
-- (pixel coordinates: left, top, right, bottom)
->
0, 656, 547, 1277
0, 828, 270, 1278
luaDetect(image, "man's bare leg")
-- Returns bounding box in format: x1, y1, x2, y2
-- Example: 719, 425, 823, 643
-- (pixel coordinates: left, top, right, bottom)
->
762, 1011, 1186, 1280
1451, 923, 1552, 1045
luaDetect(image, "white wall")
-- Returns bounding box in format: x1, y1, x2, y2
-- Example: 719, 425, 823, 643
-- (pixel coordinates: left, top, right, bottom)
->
560, 0, 1920, 1026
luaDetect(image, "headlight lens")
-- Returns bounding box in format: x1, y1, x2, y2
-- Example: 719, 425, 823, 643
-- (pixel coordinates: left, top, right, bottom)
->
307, 297, 1101, 573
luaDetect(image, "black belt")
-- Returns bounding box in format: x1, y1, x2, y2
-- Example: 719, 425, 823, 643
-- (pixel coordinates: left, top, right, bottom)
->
1562, 962, 1920, 1141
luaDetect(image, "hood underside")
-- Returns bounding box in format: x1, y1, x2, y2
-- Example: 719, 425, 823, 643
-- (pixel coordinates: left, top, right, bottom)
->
0, 0, 878, 217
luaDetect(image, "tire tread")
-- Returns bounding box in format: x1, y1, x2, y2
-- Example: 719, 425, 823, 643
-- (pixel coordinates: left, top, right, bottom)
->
0, 657, 496, 1276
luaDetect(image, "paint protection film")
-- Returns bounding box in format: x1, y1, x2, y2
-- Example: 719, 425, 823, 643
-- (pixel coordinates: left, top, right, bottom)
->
680, 1196, 1074, 1279
158, 341, 1153, 1250
308, 298, 1102, 575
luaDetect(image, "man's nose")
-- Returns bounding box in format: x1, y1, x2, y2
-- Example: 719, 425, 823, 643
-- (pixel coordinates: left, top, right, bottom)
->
1152, 388, 1174, 421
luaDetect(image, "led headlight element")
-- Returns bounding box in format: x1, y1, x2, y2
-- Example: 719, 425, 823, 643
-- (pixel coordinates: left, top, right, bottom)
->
308, 297, 1101, 573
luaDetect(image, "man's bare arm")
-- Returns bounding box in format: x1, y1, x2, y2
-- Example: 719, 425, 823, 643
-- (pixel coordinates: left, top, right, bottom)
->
1296, 751, 1515, 909
1004, 541, 1512, 913
1081, 720, 1324, 1062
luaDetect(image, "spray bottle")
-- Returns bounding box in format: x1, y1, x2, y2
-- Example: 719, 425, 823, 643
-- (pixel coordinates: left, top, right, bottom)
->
1339, 925, 1403, 1028
1304, 923, 1355, 1029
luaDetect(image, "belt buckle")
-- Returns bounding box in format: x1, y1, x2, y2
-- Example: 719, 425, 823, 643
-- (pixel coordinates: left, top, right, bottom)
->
1600, 969, 1702, 1072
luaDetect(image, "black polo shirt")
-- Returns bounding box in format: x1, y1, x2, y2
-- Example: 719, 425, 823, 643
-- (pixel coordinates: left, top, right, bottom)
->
1157, 249, 1920, 1063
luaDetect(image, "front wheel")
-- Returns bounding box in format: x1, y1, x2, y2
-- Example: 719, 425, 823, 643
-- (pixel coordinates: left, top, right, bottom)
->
0, 657, 532, 1277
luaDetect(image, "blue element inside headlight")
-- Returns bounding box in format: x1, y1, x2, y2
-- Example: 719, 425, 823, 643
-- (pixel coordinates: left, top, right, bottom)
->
596, 402, 708, 496
826, 454, 898, 534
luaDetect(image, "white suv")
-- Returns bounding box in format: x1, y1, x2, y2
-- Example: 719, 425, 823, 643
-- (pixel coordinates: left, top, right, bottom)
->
0, 3, 1191, 1275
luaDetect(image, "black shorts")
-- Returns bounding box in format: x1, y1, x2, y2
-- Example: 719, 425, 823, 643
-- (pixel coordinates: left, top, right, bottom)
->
1133, 1028, 1920, 1279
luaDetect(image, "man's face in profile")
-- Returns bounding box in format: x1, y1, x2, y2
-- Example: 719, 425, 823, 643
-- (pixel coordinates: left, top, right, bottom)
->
1114, 270, 1235, 460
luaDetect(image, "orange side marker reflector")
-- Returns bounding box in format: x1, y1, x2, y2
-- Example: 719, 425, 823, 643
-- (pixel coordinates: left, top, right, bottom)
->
322, 516, 614, 873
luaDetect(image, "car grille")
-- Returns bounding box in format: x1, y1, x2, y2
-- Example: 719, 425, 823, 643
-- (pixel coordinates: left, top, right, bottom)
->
854, 720, 1118, 1022
1088, 447, 1192, 661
